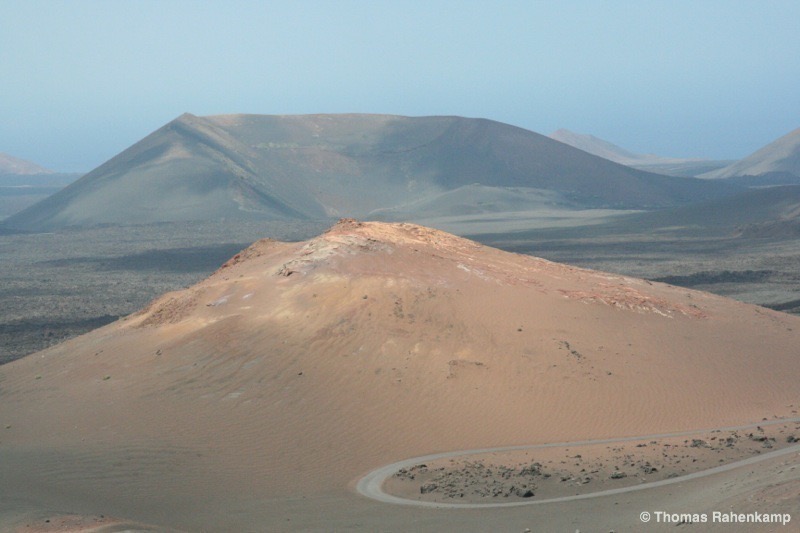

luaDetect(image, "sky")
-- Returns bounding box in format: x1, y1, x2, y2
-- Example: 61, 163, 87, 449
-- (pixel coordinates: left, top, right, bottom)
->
2, 0, 799, 172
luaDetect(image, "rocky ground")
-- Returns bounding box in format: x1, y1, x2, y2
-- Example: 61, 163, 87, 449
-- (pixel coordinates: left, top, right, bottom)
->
385, 421, 800, 503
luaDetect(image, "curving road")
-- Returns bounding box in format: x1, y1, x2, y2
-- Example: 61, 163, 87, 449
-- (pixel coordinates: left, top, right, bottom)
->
356, 417, 800, 509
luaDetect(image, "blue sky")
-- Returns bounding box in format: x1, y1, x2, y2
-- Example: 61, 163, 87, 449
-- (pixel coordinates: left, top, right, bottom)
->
2, 0, 799, 171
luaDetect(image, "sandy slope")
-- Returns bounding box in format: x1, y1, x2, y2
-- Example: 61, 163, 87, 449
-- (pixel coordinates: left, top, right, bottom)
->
1, 220, 799, 531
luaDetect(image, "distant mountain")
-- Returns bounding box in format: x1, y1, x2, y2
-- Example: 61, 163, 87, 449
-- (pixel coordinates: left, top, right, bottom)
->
0, 166, 82, 220
549, 129, 731, 177
0, 161, 82, 219
6, 114, 738, 231
549, 129, 664, 164
700, 128, 800, 180
0, 153, 53, 175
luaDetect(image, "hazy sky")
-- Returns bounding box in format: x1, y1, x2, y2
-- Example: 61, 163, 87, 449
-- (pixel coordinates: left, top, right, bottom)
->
2, 0, 799, 171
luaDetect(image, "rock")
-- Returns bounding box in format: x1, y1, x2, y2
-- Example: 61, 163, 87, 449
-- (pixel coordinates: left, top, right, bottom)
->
514, 487, 534, 498
519, 462, 543, 477
420, 482, 438, 494
640, 462, 658, 474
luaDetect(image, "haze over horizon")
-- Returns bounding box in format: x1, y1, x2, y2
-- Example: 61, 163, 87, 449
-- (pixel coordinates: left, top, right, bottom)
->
2, 0, 799, 172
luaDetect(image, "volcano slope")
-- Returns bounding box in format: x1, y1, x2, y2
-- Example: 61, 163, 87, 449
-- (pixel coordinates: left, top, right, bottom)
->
5, 113, 739, 231
1, 220, 799, 531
